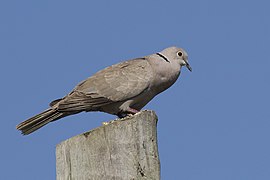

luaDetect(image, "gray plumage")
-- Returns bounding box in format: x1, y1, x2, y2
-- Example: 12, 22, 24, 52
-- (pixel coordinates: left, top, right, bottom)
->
16, 46, 191, 135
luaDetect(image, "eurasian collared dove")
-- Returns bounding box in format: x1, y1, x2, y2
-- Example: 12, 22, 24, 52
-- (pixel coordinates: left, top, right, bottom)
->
16, 46, 191, 135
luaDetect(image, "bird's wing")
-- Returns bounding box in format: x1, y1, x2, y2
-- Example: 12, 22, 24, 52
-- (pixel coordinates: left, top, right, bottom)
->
56, 58, 153, 112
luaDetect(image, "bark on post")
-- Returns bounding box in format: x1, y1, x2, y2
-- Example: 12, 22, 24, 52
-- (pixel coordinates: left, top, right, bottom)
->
56, 110, 160, 180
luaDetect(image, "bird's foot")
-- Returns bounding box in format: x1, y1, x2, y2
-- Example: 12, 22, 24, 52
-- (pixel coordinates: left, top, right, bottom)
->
117, 108, 140, 118
126, 108, 140, 114
117, 113, 128, 118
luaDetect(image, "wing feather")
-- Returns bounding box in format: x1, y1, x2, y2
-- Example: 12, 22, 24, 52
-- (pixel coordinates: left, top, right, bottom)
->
56, 58, 153, 112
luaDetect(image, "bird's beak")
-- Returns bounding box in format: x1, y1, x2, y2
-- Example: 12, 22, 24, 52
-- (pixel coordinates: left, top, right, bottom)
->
185, 61, 192, 72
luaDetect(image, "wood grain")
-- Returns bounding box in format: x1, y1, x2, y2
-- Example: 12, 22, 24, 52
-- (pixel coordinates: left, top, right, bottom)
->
56, 110, 160, 180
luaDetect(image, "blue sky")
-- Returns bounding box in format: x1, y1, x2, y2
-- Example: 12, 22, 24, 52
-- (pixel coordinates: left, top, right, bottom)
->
1, 0, 270, 179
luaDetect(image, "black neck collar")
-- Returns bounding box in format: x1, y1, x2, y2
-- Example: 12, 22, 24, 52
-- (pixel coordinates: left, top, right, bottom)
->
156, 53, 170, 63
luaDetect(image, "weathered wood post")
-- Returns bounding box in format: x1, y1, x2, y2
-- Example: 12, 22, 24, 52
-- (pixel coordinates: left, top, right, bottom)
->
56, 110, 160, 180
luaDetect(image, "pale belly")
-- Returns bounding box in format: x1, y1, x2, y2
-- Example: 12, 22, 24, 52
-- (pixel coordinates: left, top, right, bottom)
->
99, 89, 156, 115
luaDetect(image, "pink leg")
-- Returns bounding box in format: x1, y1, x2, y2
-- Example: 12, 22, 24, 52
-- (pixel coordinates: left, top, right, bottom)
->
117, 108, 140, 118
126, 107, 140, 114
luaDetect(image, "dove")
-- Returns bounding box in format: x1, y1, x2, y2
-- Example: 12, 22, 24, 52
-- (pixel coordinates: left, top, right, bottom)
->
16, 46, 192, 135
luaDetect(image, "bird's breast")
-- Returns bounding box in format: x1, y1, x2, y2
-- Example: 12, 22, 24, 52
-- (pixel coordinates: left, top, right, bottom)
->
150, 62, 181, 94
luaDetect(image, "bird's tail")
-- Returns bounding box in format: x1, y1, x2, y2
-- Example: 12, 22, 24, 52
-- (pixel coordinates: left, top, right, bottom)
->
16, 108, 65, 135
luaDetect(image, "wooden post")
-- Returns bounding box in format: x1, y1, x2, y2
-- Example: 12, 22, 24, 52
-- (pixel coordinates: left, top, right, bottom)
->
56, 110, 160, 180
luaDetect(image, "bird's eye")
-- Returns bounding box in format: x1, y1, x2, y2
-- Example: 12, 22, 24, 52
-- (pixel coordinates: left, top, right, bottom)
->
177, 51, 183, 57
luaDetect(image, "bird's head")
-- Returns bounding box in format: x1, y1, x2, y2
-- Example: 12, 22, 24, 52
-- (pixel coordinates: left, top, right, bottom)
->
159, 46, 192, 72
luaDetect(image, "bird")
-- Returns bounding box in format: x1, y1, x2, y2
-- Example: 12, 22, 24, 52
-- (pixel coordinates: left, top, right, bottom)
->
16, 46, 192, 135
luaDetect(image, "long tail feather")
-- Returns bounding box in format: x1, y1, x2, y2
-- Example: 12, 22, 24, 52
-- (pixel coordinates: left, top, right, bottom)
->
16, 109, 65, 135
